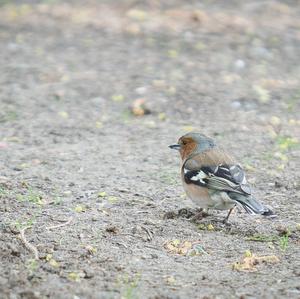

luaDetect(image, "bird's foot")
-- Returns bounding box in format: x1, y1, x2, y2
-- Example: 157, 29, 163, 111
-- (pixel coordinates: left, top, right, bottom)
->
221, 207, 235, 225
222, 218, 232, 226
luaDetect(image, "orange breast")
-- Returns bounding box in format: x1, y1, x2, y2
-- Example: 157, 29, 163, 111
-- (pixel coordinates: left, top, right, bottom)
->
181, 169, 211, 208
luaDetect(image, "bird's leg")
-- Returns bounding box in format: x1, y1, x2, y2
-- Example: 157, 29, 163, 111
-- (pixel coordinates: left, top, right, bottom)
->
223, 207, 235, 224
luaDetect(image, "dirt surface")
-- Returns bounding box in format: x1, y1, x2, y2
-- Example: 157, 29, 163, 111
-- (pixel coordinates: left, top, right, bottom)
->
0, 1, 300, 298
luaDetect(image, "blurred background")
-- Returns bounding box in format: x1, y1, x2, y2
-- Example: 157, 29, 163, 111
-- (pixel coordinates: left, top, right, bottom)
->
1, 0, 299, 188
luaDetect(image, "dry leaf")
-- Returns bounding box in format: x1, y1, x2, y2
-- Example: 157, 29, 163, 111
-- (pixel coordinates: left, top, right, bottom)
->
244, 164, 255, 171
45, 254, 52, 262
197, 223, 215, 231
85, 245, 97, 255
270, 116, 281, 127
49, 259, 60, 268
152, 80, 166, 88
98, 191, 107, 197
182, 126, 195, 132
95, 121, 103, 128
74, 205, 85, 212
289, 119, 300, 126
207, 224, 215, 231
253, 85, 270, 103
68, 272, 84, 282
233, 254, 280, 272
165, 276, 176, 285
58, 111, 69, 118
158, 112, 166, 121
244, 250, 252, 258
164, 240, 206, 256
130, 99, 151, 116
5, 136, 21, 143
167, 49, 178, 58
111, 94, 124, 102
108, 196, 118, 203
126, 9, 147, 21
166, 86, 176, 95
195, 41, 206, 51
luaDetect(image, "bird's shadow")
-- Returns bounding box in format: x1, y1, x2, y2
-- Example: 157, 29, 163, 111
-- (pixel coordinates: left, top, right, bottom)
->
163, 207, 273, 236
163, 207, 231, 225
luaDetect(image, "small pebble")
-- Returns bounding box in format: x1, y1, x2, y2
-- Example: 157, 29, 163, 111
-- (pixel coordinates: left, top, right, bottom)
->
135, 86, 147, 95
230, 101, 242, 109
234, 59, 246, 70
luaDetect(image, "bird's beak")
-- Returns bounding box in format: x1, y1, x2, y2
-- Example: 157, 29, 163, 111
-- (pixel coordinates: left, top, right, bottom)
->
169, 144, 181, 150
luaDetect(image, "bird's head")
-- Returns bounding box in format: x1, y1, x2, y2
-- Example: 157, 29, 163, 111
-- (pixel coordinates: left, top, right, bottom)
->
169, 132, 216, 160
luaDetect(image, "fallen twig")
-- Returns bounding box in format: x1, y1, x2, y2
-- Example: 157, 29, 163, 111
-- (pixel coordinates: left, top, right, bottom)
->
19, 226, 39, 260
46, 217, 73, 230
141, 226, 153, 241
264, 193, 285, 199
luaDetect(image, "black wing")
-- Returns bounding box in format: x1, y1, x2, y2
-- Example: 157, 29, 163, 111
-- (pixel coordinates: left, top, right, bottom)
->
184, 164, 251, 195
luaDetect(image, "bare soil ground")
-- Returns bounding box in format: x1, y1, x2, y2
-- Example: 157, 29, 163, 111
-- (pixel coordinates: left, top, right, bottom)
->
0, 1, 300, 298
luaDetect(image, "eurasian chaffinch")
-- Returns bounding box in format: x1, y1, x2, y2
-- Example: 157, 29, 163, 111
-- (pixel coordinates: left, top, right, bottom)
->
169, 132, 273, 222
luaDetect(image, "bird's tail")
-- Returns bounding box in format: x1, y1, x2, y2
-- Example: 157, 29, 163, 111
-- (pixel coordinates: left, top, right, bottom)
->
228, 193, 274, 216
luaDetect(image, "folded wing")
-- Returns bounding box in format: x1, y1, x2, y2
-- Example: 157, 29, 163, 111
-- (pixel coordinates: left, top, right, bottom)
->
184, 163, 251, 196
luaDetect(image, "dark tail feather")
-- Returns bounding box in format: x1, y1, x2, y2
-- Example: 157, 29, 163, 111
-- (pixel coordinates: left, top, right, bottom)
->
228, 193, 275, 217
261, 209, 275, 217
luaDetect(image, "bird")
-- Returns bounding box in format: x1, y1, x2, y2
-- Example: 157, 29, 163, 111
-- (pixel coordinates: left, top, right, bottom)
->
169, 132, 274, 222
